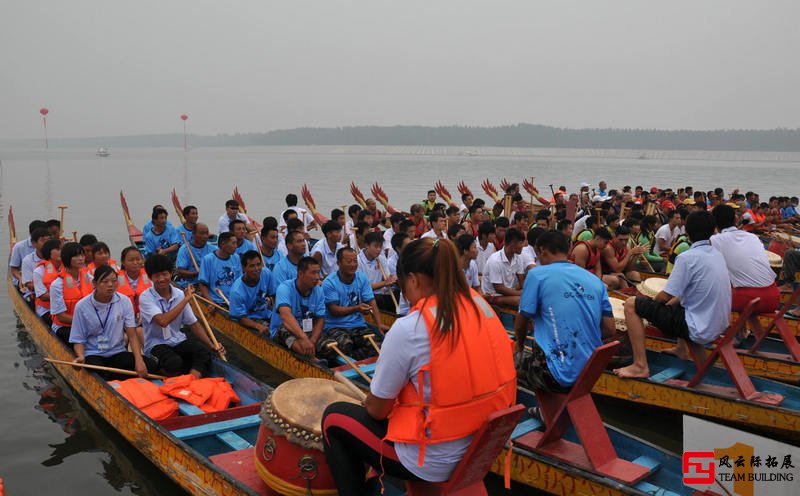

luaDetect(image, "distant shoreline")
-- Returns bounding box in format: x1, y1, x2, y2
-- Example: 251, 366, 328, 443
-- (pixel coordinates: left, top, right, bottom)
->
3, 123, 800, 152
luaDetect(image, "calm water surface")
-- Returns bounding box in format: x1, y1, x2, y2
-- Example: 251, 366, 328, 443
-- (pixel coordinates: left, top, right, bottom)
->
0, 145, 796, 494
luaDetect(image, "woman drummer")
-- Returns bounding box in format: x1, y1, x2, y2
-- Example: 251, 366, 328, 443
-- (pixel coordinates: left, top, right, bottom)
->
321, 238, 516, 493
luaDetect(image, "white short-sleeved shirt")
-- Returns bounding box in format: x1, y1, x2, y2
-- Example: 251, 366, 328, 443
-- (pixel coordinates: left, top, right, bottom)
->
33, 264, 50, 316
481, 249, 523, 296
710, 227, 776, 288
9, 238, 34, 270
571, 215, 588, 239
475, 241, 496, 275
370, 310, 471, 482
654, 224, 685, 255
278, 207, 316, 229
21, 252, 42, 285
382, 227, 395, 256
139, 286, 198, 355
217, 212, 250, 234
464, 260, 479, 288
69, 293, 136, 357
357, 249, 391, 295
421, 229, 445, 240
519, 245, 538, 271
310, 239, 343, 278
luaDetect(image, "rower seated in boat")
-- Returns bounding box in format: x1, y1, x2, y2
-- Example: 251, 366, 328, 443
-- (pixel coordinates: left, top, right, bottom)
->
480, 227, 525, 306
257, 224, 283, 272
33, 239, 62, 327
116, 247, 152, 326
9, 220, 46, 295
86, 242, 120, 277
142, 207, 180, 260
455, 234, 481, 291
139, 254, 223, 378
176, 204, 198, 244
229, 219, 257, 256
19, 227, 51, 310
50, 242, 93, 345
321, 238, 516, 494
710, 204, 780, 315
570, 227, 618, 287
70, 265, 158, 380
310, 220, 344, 278
514, 231, 616, 392
271, 230, 306, 289
320, 247, 386, 360
357, 232, 397, 312
386, 232, 411, 277
175, 223, 214, 288
228, 250, 273, 335
198, 232, 242, 306
270, 257, 327, 358
217, 199, 250, 235
78, 233, 98, 266
601, 225, 646, 287
615, 211, 731, 377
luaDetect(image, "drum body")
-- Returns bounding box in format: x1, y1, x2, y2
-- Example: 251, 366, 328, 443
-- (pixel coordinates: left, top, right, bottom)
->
767, 239, 788, 259
609, 297, 628, 332
254, 378, 360, 496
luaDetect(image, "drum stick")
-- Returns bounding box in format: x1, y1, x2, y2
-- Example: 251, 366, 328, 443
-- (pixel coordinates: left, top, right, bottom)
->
215, 288, 231, 306
57, 205, 68, 240
333, 372, 367, 401
178, 231, 200, 272
192, 295, 227, 362
363, 333, 381, 354
45, 358, 166, 380
194, 293, 229, 314
375, 258, 399, 312
326, 343, 371, 383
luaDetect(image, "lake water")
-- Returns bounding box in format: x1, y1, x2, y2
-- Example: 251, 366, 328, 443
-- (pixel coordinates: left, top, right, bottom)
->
0, 145, 796, 494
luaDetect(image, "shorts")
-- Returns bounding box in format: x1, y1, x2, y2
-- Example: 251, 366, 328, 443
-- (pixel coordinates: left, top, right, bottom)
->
274, 324, 309, 350
318, 327, 382, 361
634, 296, 691, 341
515, 340, 570, 393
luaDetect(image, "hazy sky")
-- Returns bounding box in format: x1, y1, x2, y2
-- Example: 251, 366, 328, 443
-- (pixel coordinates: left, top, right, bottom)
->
2, 1, 798, 139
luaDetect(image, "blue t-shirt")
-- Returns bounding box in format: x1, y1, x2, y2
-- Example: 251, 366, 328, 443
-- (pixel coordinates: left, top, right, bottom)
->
518, 261, 611, 387
198, 251, 243, 304
262, 249, 284, 272
177, 223, 194, 244
271, 256, 299, 293
234, 238, 257, 256
322, 271, 375, 330
69, 292, 136, 357
143, 225, 180, 258
270, 279, 326, 337
143, 219, 173, 235
229, 269, 274, 321
175, 242, 215, 288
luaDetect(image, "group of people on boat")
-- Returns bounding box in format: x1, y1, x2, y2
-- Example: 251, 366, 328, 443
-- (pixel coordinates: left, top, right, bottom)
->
10, 177, 799, 492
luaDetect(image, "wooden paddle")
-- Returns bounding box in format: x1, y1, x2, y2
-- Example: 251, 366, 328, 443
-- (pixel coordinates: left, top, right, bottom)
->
375, 257, 399, 313
333, 372, 367, 401
215, 288, 231, 306
363, 333, 381, 354
178, 231, 201, 272
57, 205, 68, 240
45, 358, 166, 380
326, 342, 371, 383
191, 295, 227, 361
194, 293, 229, 313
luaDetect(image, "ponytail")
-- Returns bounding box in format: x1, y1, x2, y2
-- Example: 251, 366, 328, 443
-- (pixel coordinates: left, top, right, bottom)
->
397, 238, 478, 347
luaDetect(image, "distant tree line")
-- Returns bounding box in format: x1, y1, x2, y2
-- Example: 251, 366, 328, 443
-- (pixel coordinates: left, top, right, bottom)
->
22, 123, 800, 151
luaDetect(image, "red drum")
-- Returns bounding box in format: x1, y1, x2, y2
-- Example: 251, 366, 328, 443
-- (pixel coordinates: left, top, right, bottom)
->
254, 378, 360, 496
767, 239, 788, 258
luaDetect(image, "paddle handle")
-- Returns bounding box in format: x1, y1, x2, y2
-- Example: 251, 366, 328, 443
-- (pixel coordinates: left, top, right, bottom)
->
326, 342, 371, 383
334, 372, 367, 401
194, 293, 229, 314
45, 358, 166, 380
364, 333, 381, 354
375, 258, 399, 311
215, 288, 231, 306
192, 295, 227, 361
179, 231, 200, 272
58, 205, 67, 240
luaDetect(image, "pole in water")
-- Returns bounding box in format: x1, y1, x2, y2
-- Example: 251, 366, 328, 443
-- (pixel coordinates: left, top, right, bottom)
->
39, 107, 50, 149
180, 114, 189, 151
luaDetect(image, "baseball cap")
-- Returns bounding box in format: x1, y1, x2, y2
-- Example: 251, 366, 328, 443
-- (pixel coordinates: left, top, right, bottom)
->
682, 198, 696, 205
579, 182, 590, 188
649, 187, 658, 193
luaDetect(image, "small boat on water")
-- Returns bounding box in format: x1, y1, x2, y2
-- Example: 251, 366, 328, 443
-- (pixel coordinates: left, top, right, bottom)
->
95, 147, 110, 157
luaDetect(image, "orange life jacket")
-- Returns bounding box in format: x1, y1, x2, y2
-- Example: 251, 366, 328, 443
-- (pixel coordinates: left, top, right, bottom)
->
385, 290, 516, 465
159, 374, 241, 413
34, 260, 61, 310
116, 269, 151, 318
569, 240, 601, 271
109, 378, 179, 420
52, 269, 93, 328
87, 259, 119, 277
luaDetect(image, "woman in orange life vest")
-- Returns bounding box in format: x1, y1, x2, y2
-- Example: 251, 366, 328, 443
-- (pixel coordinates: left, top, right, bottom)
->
86, 241, 119, 277
50, 242, 93, 345
321, 238, 516, 493
33, 239, 63, 327
117, 246, 152, 346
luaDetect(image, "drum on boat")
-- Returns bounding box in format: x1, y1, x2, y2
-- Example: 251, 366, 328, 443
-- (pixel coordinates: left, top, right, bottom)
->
636, 277, 667, 299
766, 250, 783, 269
254, 378, 361, 495
610, 297, 628, 332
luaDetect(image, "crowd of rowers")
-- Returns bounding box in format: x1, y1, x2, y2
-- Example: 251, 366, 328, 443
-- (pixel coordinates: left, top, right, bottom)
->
9, 181, 800, 383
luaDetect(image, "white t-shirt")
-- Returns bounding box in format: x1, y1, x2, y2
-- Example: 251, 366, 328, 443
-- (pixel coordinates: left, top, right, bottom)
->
710, 227, 776, 288
218, 212, 250, 234
654, 223, 685, 255
370, 310, 471, 481
310, 239, 342, 278
382, 228, 395, 256
481, 249, 523, 296
475, 241, 496, 275
278, 207, 315, 229
421, 229, 445, 240
464, 260, 479, 288
519, 245, 538, 271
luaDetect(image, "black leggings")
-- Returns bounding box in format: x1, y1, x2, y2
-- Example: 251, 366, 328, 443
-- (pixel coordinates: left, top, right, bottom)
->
150, 338, 213, 377
322, 401, 420, 494
85, 352, 158, 380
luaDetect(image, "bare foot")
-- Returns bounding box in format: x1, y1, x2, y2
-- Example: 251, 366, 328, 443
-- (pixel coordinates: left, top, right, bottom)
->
661, 346, 689, 360
613, 363, 650, 379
